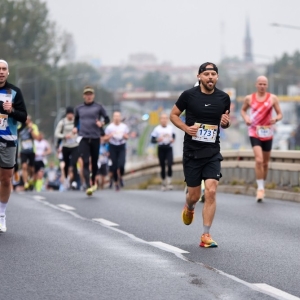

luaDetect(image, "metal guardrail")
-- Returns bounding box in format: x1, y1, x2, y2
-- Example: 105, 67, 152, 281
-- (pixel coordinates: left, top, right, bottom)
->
124, 150, 300, 188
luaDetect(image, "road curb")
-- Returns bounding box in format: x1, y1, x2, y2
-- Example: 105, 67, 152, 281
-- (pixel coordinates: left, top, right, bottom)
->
218, 185, 300, 203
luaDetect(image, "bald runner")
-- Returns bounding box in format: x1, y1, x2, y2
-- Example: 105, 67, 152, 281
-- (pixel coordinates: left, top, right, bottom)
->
241, 76, 283, 202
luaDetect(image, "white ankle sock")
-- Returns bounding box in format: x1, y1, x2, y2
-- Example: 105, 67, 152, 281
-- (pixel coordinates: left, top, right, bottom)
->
0, 202, 7, 216
256, 179, 264, 190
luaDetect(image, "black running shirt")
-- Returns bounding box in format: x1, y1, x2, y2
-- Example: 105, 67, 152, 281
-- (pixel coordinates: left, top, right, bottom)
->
175, 86, 230, 158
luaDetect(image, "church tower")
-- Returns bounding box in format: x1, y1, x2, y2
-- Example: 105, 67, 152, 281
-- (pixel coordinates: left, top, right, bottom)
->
244, 17, 253, 63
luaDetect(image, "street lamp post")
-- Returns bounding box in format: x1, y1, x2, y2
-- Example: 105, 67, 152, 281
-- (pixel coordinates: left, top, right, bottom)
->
270, 22, 300, 121
271, 23, 300, 30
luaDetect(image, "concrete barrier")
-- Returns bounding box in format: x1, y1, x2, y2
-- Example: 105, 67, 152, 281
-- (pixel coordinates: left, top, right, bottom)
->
124, 150, 300, 202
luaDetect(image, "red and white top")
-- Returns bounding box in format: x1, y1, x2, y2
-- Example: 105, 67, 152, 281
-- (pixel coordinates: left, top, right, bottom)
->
248, 93, 273, 141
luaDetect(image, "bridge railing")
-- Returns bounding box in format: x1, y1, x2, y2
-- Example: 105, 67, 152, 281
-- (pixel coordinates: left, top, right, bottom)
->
124, 150, 300, 188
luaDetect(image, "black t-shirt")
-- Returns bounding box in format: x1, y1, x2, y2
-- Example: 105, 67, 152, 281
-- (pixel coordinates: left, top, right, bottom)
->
175, 86, 230, 158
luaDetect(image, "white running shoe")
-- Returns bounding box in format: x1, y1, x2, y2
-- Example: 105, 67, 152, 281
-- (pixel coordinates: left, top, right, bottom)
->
71, 181, 77, 190
0, 215, 7, 233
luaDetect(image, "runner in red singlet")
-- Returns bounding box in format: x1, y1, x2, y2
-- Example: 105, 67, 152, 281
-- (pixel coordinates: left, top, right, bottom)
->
241, 76, 283, 202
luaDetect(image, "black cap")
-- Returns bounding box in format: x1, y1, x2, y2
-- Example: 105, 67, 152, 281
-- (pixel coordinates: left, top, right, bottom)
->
66, 106, 74, 114
198, 62, 218, 74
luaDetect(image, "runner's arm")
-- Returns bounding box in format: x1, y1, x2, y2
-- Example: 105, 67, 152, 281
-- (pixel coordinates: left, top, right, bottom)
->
170, 105, 198, 137
240, 95, 251, 125
44, 141, 52, 156
99, 105, 110, 125
30, 124, 39, 139
17, 122, 26, 134
271, 95, 283, 124
54, 120, 64, 139
9, 88, 27, 123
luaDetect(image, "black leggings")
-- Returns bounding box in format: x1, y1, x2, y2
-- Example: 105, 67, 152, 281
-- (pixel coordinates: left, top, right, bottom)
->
62, 146, 79, 181
158, 146, 173, 179
79, 138, 100, 188
109, 143, 126, 182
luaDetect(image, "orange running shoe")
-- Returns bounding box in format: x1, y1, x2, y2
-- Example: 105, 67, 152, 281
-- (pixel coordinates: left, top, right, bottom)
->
14, 172, 20, 182
200, 233, 218, 248
256, 189, 265, 202
181, 204, 194, 225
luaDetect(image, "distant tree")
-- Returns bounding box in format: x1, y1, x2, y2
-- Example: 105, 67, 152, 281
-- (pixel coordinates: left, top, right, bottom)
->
266, 51, 300, 94
0, 0, 73, 65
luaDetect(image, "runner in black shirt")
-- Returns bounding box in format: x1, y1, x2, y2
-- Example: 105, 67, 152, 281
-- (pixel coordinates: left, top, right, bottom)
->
170, 62, 231, 248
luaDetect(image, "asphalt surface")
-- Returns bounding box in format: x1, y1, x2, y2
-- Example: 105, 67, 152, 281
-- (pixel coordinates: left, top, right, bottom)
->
1, 189, 299, 300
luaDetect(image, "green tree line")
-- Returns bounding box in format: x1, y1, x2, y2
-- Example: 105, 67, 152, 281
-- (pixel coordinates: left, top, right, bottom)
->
0, 0, 114, 139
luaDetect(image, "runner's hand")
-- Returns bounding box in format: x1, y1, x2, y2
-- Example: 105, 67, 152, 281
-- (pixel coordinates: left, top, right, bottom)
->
96, 120, 103, 127
72, 127, 78, 134
221, 110, 230, 127
3, 101, 12, 113
244, 116, 251, 126
270, 118, 277, 125
186, 125, 199, 137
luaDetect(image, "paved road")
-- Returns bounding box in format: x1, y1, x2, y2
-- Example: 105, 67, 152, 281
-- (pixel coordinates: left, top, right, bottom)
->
1, 190, 299, 300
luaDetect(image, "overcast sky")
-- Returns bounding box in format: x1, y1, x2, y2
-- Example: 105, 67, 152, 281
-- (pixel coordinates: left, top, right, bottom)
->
45, 0, 300, 66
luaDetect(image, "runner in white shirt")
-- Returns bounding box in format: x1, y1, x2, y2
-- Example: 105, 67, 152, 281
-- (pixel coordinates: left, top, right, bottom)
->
34, 132, 51, 191
151, 113, 175, 190
104, 111, 129, 191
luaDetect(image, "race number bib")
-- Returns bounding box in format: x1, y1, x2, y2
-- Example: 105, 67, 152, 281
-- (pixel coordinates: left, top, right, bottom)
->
192, 123, 218, 143
0, 114, 8, 130
0, 94, 12, 103
21, 139, 33, 150
113, 132, 123, 140
256, 126, 273, 138
65, 138, 76, 145
162, 134, 172, 144
99, 154, 107, 164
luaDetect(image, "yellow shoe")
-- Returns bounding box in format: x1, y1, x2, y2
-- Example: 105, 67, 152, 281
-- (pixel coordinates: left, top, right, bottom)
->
86, 187, 93, 196
200, 233, 218, 248
24, 182, 30, 190
181, 204, 194, 225
91, 184, 97, 192
256, 189, 265, 202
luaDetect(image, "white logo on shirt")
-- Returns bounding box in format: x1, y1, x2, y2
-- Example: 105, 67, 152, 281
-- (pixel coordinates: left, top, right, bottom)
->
205, 104, 211, 106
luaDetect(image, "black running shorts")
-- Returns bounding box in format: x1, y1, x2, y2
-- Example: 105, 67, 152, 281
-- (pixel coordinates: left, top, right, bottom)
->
21, 152, 35, 166
183, 152, 223, 187
249, 137, 272, 152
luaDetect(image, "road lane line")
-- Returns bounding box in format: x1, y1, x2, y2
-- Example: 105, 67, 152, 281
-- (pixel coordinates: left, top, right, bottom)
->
57, 204, 76, 211
149, 241, 189, 254
33, 195, 46, 200
92, 218, 119, 227
253, 284, 300, 300
31, 196, 299, 300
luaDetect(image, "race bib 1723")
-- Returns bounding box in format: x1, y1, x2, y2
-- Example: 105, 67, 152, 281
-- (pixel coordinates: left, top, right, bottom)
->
192, 123, 218, 143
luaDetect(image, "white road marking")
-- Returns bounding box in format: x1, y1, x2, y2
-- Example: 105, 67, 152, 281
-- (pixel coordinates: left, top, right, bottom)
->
32, 196, 299, 300
253, 284, 300, 300
92, 218, 119, 227
57, 204, 76, 211
33, 195, 46, 200
149, 241, 189, 254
